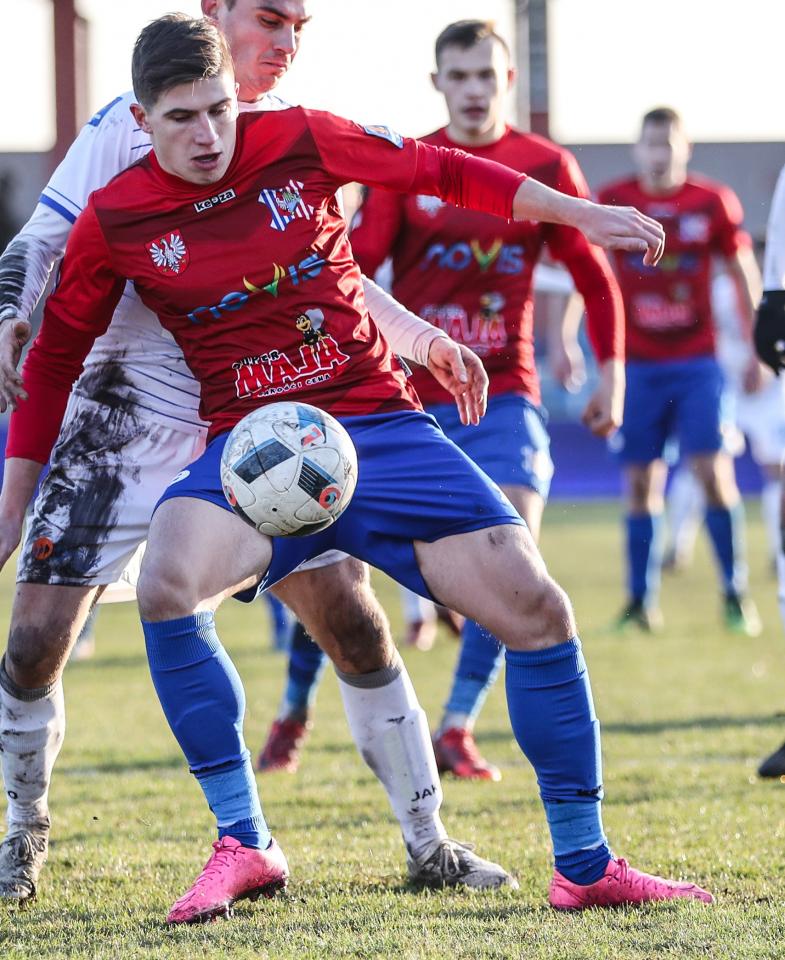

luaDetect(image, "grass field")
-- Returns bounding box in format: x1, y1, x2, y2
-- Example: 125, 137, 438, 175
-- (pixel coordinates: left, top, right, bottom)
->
2, 500, 785, 958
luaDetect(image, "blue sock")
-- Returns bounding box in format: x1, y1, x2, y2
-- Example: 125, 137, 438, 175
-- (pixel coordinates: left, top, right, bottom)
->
443, 620, 503, 725
705, 503, 747, 596
284, 621, 327, 715
143, 612, 270, 849
625, 512, 663, 605
505, 638, 611, 885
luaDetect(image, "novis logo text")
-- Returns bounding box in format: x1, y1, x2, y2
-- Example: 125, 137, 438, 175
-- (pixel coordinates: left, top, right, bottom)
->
422, 239, 524, 275
146, 230, 189, 276
187, 252, 325, 324
258, 179, 314, 232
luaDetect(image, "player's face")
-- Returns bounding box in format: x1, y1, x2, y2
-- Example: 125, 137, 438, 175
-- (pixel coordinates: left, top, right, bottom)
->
634, 121, 691, 191
432, 37, 514, 142
133, 72, 239, 185
203, 0, 311, 101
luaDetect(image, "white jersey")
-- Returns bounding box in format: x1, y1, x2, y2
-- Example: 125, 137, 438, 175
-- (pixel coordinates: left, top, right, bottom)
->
1, 92, 292, 434
764, 163, 785, 291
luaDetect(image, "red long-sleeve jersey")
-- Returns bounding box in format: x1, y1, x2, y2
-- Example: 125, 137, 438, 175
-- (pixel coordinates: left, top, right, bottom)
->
9, 108, 526, 463
350, 126, 624, 406
597, 174, 751, 362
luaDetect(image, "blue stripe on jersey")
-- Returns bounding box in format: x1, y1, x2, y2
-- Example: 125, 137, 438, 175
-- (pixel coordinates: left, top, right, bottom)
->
124, 363, 199, 387
38, 194, 77, 224
88, 96, 123, 127
130, 142, 152, 151
45, 185, 82, 213
122, 373, 200, 404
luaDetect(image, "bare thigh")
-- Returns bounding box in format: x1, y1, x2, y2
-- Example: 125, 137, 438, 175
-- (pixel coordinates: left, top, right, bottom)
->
272, 556, 395, 674
501, 484, 544, 543
5, 583, 103, 688
137, 498, 273, 622
415, 523, 575, 651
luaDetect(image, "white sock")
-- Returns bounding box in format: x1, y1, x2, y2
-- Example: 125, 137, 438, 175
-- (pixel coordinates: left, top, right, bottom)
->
0, 659, 65, 831
440, 711, 472, 734
336, 659, 447, 860
761, 480, 781, 563
399, 586, 436, 626
666, 468, 704, 560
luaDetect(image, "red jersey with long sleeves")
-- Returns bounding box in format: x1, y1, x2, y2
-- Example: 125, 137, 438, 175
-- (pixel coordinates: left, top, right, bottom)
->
597, 174, 750, 362
350, 126, 623, 406
10, 108, 526, 463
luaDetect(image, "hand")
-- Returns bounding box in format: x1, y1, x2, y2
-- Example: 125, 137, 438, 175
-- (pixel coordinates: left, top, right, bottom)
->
581, 358, 625, 438
576, 201, 665, 267
0, 318, 31, 412
426, 337, 488, 425
549, 337, 587, 393
742, 354, 765, 394
0, 511, 24, 572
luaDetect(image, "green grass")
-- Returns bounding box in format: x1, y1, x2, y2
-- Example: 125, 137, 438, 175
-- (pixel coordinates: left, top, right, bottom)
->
2, 500, 785, 958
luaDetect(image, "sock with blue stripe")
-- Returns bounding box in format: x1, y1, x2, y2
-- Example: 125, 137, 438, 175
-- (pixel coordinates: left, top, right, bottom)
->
441, 620, 503, 731
505, 638, 611, 885
625, 512, 663, 605
705, 503, 747, 596
280, 621, 327, 720
143, 612, 270, 849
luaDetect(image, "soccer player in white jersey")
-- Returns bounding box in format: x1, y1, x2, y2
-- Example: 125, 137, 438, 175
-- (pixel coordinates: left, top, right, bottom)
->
753, 163, 785, 777
0, 0, 509, 902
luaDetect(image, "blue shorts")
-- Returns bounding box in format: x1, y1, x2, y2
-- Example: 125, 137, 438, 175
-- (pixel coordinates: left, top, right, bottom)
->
155, 410, 524, 601
426, 393, 553, 500
614, 357, 727, 464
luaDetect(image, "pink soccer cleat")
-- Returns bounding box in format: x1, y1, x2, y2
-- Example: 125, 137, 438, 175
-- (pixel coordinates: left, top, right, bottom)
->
166, 835, 289, 925
549, 857, 714, 910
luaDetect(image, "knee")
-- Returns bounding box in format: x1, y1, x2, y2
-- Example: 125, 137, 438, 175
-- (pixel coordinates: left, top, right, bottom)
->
507, 577, 575, 651
5, 621, 67, 689
137, 563, 199, 621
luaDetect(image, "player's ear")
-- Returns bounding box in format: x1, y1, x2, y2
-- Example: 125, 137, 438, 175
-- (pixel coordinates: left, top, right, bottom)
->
506, 66, 517, 93
201, 0, 219, 18
430, 71, 442, 94
130, 103, 152, 134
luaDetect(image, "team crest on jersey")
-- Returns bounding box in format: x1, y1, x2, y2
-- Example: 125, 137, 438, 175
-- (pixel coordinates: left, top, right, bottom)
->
416, 195, 446, 218
146, 231, 190, 276
258, 179, 314, 232
679, 214, 711, 243
363, 124, 404, 149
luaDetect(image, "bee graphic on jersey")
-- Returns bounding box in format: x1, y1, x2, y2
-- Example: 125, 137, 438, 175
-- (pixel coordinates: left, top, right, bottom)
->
295, 308, 326, 346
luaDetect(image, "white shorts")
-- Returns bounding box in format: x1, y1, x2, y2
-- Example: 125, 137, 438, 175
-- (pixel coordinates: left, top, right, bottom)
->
733, 376, 785, 466
18, 394, 348, 596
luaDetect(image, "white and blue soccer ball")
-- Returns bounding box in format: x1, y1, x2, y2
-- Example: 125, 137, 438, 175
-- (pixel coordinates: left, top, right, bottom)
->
220, 402, 358, 537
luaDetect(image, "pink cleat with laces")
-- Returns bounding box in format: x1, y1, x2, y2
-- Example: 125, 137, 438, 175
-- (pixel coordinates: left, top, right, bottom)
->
166, 835, 289, 925
549, 857, 713, 910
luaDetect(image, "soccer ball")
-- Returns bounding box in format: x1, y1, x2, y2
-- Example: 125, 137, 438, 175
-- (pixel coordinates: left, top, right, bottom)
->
220, 402, 358, 537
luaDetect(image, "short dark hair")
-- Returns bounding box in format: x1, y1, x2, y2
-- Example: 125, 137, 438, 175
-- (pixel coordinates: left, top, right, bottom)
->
132, 14, 233, 108
641, 106, 683, 130
434, 19, 511, 67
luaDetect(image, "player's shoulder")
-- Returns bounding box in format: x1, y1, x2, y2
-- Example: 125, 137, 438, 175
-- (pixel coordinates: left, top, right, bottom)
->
683, 173, 739, 204
597, 176, 639, 204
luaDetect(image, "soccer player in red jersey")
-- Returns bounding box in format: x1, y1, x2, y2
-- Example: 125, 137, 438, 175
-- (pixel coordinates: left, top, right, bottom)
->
259, 19, 625, 783
598, 108, 763, 634
0, 0, 505, 904
9, 16, 714, 921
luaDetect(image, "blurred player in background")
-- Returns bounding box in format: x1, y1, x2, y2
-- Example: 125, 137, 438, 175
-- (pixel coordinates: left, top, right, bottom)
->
662, 273, 785, 574
752, 163, 785, 777
257, 19, 626, 783
0, 0, 511, 905
599, 107, 763, 634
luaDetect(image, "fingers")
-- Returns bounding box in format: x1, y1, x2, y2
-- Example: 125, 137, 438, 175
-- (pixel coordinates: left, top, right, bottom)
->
449, 347, 468, 386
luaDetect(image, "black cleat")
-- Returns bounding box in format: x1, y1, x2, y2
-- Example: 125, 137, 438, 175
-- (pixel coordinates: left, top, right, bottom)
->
614, 600, 663, 633
758, 740, 785, 779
